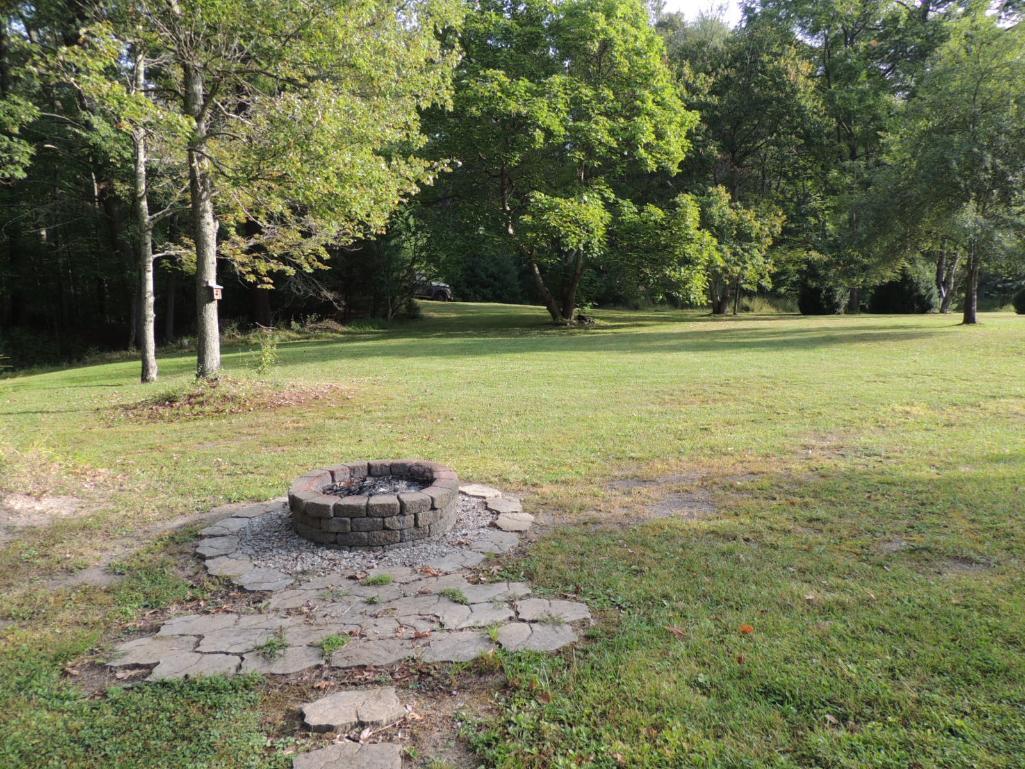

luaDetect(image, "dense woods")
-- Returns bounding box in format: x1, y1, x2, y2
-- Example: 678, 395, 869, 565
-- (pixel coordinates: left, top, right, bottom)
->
1, 0, 1023, 374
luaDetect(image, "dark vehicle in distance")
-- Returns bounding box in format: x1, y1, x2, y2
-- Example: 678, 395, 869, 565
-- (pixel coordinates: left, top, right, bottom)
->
414, 279, 453, 301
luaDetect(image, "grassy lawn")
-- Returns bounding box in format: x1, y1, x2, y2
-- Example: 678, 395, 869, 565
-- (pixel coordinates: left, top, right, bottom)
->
1, 303, 1023, 767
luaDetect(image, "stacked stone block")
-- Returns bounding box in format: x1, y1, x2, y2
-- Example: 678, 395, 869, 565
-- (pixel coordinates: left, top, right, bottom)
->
288, 460, 460, 549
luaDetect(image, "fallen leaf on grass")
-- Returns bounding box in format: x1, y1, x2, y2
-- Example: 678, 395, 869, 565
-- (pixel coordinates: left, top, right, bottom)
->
666, 626, 687, 639
739, 624, 755, 635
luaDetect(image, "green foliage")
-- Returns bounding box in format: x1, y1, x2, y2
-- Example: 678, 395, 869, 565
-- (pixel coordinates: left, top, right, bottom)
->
1013, 288, 1025, 315
251, 327, 279, 376
255, 630, 287, 660
699, 186, 784, 313
440, 587, 470, 605
421, 0, 698, 321
317, 634, 350, 657
603, 194, 714, 306
868, 262, 940, 314
361, 573, 394, 586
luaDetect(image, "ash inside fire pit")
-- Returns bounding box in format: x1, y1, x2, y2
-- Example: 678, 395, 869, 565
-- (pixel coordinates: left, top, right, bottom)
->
324, 476, 426, 497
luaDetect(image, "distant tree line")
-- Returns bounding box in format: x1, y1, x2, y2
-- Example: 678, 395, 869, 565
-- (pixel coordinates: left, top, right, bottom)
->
1, 0, 1023, 374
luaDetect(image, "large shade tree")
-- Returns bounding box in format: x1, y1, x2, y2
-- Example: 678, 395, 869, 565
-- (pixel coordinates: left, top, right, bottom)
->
422, 0, 699, 324
884, 6, 1025, 324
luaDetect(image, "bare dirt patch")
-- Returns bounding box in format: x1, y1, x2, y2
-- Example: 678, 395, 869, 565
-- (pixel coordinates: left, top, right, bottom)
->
0, 493, 81, 527
602, 471, 718, 525
257, 661, 500, 768
935, 556, 993, 576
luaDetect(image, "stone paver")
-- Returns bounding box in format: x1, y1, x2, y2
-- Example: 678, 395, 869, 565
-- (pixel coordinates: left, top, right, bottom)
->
110, 634, 197, 666
156, 613, 238, 637
496, 621, 578, 652
236, 567, 293, 592
458, 484, 503, 499
330, 638, 417, 668
241, 644, 323, 675
205, 556, 255, 578
197, 623, 285, 654
302, 687, 405, 732
293, 741, 401, 769
421, 630, 493, 662
148, 651, 241, 681
196, 536, 240, 559
466, 528, 519, 554
515, 598, 591, 623
199, 517, 251, 537
459, 603, 514, 628
424, 550, 486, 572
486, 496, 523, 514
495, 512, 534, 532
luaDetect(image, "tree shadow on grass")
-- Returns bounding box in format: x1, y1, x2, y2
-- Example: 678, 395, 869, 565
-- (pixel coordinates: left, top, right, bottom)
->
270, 322, 946, 366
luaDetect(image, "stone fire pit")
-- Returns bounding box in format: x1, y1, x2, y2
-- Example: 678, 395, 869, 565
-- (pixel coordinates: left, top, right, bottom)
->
288, 460, 460, 549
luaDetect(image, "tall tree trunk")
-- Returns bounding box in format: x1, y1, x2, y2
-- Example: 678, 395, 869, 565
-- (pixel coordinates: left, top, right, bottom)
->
165, 268, 176, 342
132, 49, 158, 383
936, 244, 960, 314
183, 60, 220, 377
962, 243, 978, 325
527, 256, 564, 323
848, 286, 861, 314
560, 251, 585, 321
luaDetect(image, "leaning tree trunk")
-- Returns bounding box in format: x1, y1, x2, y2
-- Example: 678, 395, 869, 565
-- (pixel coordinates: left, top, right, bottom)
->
962, 243, 978, 325
560, 251, 585, 322
132, 49, 158, 383
183, 61, 220, 377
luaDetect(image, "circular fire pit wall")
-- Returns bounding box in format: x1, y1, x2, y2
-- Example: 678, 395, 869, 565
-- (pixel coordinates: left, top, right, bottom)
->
288, 460, 460, 548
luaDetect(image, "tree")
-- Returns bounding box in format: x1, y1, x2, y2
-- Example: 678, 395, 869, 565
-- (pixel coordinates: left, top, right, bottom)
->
700, 185, 783, 314
423, 0, 698, 323
885, 6, 1025, 324
123, 0, 462, 376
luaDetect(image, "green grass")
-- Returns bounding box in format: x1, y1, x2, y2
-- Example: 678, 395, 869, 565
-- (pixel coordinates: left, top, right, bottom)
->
2, 302, 1025, 768
361, 573, 394, 586
317, 634, 350, 657
440, 587, 471, 606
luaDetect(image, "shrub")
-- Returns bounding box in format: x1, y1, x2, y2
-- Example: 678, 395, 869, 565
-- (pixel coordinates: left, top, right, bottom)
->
869, 263, 939, 313
1013, 288, 1025, 315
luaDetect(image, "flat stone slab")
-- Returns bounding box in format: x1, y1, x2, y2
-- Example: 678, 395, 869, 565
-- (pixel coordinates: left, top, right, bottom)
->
241, 644, 323, 675
459, 483, 503, 499
205, 556, 255, 578
486, 496, 523, 514
199, 517, 250, 537
330, 638, 417, 668
495, 512, 534, 532
157, 613, 239, 637
302, 687, 405, 732
515, 598, 591, 623
110, 634, 197, 666
421, 630, 493, 662
497, 621, 578, 652
293, 741, 401, 769
466, 529, 519, 554
148, 651, 241, 681
235, 567, 293, 592
196, 623, 286, 654
424, 550, 486, 572
196, 536, 240, 559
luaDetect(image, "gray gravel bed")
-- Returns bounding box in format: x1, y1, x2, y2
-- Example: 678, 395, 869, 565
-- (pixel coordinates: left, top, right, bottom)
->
234, 494, 494, 576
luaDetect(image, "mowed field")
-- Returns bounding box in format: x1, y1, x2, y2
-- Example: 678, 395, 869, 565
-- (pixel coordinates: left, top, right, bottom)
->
1, 303, 1024, 768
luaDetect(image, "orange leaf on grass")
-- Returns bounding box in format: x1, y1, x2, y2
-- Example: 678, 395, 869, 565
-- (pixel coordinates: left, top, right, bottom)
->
739, 624, 755, 635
